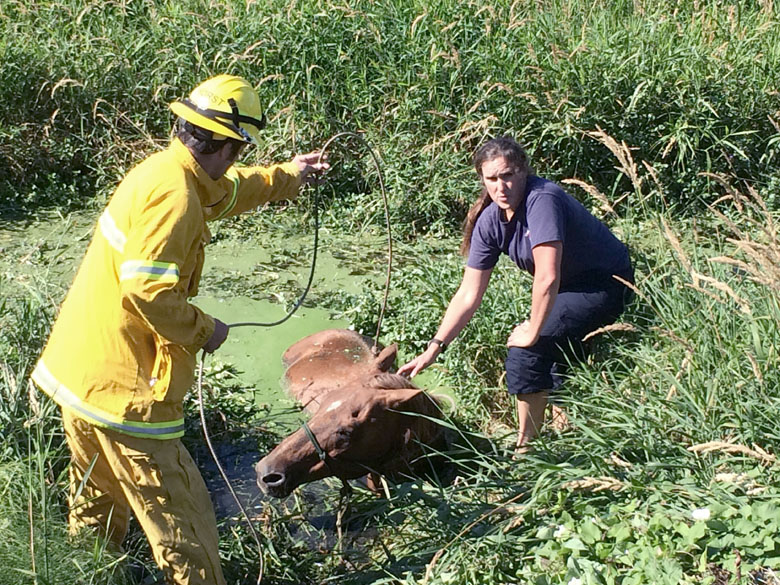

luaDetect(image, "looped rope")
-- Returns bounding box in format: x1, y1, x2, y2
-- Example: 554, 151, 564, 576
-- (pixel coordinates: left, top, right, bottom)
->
227, 131, 393, 349
198, 131, 391, 582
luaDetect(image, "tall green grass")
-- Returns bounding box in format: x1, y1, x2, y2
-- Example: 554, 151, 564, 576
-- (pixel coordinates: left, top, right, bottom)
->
337, 151, 780, 585
2, 0, 780, 227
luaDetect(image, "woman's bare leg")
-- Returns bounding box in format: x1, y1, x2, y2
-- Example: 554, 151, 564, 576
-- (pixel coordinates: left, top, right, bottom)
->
515, 391, 549, 450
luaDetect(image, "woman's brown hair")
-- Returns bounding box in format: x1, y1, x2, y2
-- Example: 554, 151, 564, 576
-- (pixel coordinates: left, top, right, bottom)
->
460, 136, 531, 256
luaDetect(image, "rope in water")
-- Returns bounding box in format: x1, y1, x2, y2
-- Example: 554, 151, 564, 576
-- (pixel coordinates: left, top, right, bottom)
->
196, 355, 264, 584
197, 131, 392, 584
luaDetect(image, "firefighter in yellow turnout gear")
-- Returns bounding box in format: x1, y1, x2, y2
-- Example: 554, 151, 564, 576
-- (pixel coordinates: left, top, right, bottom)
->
32, 75, 329, 584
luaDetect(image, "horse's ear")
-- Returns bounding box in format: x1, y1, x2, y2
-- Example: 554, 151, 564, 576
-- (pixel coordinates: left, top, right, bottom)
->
374, 344, 398, 372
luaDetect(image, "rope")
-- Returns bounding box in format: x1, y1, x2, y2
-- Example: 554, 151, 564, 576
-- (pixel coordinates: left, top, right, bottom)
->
227, 131, 394, 348
197, 132, 392, 583
197, 354, 264, 585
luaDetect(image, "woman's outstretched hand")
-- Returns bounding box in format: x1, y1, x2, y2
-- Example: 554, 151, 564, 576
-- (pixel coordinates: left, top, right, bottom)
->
398, 346, 439, 379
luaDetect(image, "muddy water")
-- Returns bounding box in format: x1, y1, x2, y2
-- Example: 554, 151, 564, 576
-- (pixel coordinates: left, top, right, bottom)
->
3, 211, 389, 520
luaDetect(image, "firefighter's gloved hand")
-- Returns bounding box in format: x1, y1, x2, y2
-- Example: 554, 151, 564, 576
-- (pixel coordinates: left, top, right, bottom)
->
203, 319, 228, 353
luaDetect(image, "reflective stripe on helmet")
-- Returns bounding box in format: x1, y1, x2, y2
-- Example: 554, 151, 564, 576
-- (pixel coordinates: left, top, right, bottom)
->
99, 209, 127, 253
31, 361, 186, 439
176, 97, 266, 145
120, 260, 180, 283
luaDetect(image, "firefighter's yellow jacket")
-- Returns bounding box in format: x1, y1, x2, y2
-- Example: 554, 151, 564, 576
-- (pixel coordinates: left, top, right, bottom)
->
32, 138, 302, 439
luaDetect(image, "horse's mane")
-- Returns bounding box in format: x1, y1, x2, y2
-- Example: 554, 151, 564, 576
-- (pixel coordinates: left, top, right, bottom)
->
368, 372, 419, 390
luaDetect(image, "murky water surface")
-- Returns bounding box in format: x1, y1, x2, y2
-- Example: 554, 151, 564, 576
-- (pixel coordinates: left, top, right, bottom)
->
2, 210, 453, 550
194, 235, 352, 407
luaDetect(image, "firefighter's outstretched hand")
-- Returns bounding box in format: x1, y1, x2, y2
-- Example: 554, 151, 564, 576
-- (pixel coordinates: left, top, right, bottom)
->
203, 319, 229, 353
293, 151, 330, 184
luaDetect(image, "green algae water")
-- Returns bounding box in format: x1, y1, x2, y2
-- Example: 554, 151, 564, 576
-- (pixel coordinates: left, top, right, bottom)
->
1, 210, 453, 433
2, 211, 393, 417
193, 223, 381, 416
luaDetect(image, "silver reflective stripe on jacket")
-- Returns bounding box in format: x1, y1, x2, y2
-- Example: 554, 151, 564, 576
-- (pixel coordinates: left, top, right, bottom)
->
98, 209, 127, 253
120, 260, 180, 283
31, 360, 185, 439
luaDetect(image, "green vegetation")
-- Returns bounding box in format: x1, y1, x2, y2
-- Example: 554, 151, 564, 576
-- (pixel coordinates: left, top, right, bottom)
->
2, 1, 779, 584
4, 0, 780, 220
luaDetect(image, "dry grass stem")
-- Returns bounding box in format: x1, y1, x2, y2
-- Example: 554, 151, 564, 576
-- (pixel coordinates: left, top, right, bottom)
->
745, 352, 764, 384
641, 160, 663, 191
422, 114, 498, 155
704, 177, 780, 292
688, 271, 752, 314
662, 218, 693, 274
612, 275, 645, 302
700, 172, 744, 212
688, 440, 777, 465
1, 363, 17, 398
662, 218, 754, 312
582, 322, 636, 342
607, 453, 633, 468
653, 327, 694, 353
666, 351, 692, 400
586, 126, 643, 196
713, 472, 766, 495
27, 379, 40, 418
562, 476, 626, 492
562, 178, 615, 215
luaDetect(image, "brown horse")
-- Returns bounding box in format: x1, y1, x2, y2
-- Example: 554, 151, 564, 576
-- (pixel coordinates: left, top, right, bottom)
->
255, 329, 445, 498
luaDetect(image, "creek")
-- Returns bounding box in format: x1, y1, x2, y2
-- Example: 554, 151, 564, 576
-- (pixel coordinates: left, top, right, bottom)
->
1, 209, 450, 549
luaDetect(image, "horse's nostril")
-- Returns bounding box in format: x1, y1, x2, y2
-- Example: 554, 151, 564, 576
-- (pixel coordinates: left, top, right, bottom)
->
262, 472, 284, 487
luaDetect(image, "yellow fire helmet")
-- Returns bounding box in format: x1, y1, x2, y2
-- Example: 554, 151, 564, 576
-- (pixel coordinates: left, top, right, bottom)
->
170, 74, 266, 145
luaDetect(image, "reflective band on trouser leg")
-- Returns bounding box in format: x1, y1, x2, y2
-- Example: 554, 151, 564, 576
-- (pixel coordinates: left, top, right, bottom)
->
31, 360, 186, 439
91, 428, 226, 585
63, 410, 131, 547
120, 260, 180, 283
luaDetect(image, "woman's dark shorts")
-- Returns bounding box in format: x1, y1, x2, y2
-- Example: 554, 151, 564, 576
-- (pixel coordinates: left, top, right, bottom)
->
505, 277, 633, 396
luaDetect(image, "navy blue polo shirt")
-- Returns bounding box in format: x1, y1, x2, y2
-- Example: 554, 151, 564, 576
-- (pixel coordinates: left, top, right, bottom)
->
467, 176, 631, 289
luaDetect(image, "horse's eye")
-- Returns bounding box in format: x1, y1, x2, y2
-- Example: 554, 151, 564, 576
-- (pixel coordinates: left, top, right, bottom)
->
335, 427, 354, 448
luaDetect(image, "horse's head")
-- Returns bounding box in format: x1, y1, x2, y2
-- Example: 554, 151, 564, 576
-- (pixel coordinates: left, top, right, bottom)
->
255, 373, 441, 498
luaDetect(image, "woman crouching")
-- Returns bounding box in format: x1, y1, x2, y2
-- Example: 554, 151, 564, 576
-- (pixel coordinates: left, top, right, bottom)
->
398, 136, 633, 450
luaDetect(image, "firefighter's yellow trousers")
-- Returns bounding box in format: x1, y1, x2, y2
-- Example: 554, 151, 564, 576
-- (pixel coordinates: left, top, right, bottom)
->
63, 409, 226, 585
